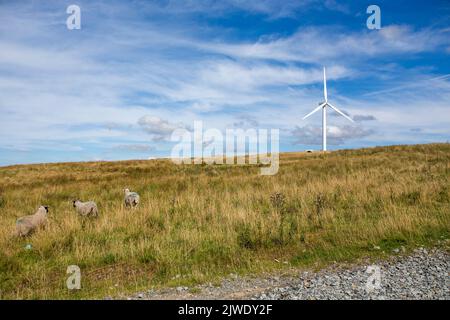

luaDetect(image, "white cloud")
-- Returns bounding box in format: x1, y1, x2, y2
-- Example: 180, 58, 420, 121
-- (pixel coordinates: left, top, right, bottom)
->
113, 144, 155, 152
137, 116, 188, 141
353, 114, 377, 122
292, 125, 373, 145
200, 25, 450, 63
232, 114, 260, 128
134, 0, 319, 19
323, 0, 350, 14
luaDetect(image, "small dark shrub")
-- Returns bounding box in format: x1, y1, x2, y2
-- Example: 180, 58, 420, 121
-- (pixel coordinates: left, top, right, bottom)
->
436, 186, 449, 203
100, 253, 117, 265
138, 249, 157, 264
314, 193, 326, 215
237, 225, 259, 249
400, 191, 421, 205
270, 192, 286, 213
176, 181, 188, 192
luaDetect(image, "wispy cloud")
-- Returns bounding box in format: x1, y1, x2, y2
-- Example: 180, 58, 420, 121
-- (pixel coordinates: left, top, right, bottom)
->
197, 25, 450, 64
113, 144, 155, 153
292, 125, 373, 145
138, 116, 188, 142
353, 114, 377, 122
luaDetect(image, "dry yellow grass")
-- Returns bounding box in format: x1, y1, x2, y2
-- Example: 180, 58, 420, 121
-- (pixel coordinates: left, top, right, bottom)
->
0, 143, 449, 299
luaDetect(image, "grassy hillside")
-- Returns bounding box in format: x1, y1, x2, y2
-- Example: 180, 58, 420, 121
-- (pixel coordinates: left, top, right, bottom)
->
0, 144, 449, 299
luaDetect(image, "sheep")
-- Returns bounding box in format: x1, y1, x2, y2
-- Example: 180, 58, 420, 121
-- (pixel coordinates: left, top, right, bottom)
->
124, 188, 140, 208
16, 205, 49, 237
72, 200, 98, 217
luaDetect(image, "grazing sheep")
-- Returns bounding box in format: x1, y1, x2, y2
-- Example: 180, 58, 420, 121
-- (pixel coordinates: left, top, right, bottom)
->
124, 188, 140, 208
16, 206, 49, 237
72, 200, 98, 217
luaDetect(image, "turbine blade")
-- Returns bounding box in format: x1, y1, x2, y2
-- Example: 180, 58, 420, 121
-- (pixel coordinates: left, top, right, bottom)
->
323, 67, 328, 102
327, 103, 354, 122
302, 103, 326, 120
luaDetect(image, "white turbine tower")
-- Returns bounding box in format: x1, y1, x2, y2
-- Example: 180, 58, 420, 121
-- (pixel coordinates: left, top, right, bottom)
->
302, 67, 354, 151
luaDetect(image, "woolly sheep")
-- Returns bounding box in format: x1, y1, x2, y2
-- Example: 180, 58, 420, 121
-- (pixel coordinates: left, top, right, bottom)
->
72, 200, 98, 217
124, 188, 140, 208
16, 205, 49, 237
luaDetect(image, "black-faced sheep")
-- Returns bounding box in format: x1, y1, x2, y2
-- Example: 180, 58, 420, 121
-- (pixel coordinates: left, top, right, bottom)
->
72, 200, 98, 217
124, 188, 140, 208
16, 205, 49, 237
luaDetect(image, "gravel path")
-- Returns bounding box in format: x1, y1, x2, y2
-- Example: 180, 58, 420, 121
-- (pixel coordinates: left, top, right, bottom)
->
119, 247, 449, 300
255, 247, 449, 300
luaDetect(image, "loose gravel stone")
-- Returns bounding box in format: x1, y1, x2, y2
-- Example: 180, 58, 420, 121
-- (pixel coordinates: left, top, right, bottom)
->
120, 247, 449, 300
253, 248, 449, 300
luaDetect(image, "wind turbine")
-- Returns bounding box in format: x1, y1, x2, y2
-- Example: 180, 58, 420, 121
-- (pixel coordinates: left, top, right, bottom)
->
302, 67, 354, 151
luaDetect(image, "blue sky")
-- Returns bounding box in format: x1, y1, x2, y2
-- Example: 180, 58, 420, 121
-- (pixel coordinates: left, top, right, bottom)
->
0, 0, 449, 166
